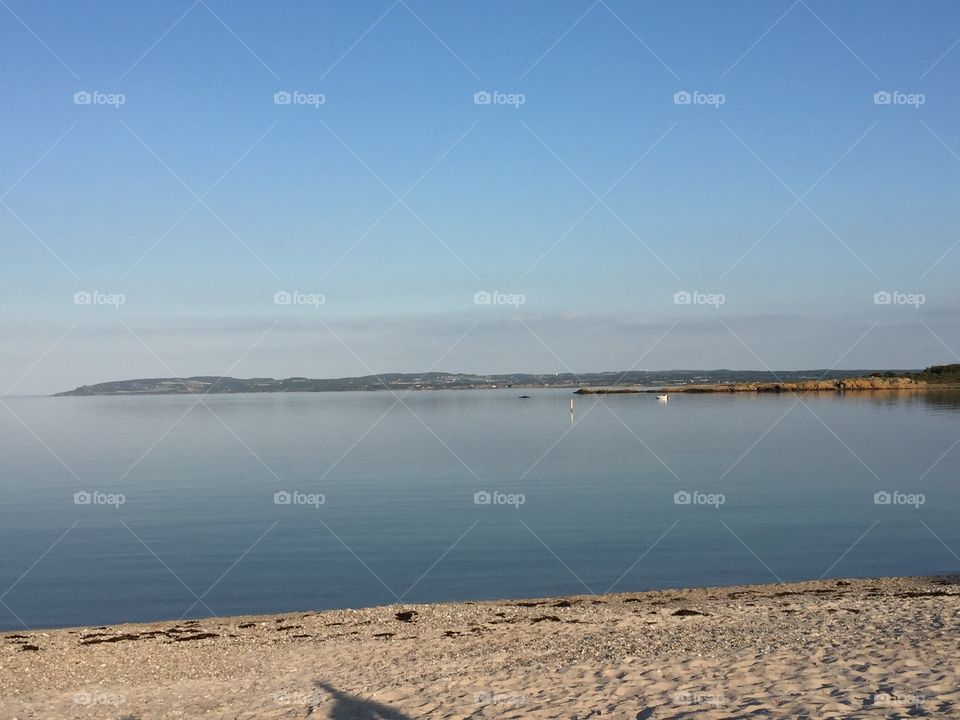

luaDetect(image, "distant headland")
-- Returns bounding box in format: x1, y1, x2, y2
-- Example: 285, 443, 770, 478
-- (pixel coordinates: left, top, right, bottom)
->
54, 365, 960, 397
575, 364, 960, 394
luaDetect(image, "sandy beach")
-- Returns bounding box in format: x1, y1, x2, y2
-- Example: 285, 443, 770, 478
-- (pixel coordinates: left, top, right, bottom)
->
2, 575, 957, 719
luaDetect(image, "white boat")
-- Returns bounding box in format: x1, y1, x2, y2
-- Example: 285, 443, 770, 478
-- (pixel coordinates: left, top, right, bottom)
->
656, 394, 669, 402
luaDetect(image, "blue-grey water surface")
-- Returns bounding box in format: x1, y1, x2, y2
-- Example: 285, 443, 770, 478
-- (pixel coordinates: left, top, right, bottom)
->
1, 388, 958, 630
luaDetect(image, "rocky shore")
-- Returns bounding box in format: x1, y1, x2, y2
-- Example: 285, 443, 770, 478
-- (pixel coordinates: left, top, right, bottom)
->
649, 377, 924, 393
574, 377, 927, 394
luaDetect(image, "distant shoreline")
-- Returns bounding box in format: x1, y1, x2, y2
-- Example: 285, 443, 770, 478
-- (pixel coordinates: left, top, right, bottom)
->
52, 369, 902, 397
53, 364, 960, 397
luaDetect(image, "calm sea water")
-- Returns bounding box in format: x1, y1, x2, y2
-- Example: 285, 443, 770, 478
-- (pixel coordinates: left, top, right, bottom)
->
1, 389, 958, 631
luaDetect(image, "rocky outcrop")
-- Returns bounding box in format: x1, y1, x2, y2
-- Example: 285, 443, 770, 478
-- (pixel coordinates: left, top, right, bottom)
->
646, 377, 923, 394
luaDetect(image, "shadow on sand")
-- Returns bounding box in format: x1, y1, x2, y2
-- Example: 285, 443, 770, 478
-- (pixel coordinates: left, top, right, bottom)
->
314, 681, 413, 720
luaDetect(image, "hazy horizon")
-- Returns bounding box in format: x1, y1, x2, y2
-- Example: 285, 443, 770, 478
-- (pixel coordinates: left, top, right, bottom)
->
5, 312, 956, 396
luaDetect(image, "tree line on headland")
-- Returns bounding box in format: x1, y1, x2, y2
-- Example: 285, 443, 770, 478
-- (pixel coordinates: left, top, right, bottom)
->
55, 365, 960, 396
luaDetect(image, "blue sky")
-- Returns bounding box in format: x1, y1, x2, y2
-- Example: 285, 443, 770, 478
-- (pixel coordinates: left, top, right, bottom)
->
2, 0, 959, 393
